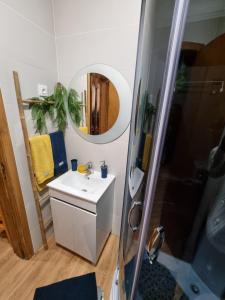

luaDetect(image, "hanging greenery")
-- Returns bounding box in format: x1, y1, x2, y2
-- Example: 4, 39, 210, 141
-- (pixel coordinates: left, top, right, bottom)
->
68, 88, 82, 126
54, 83, 68, 132
175, 63, 187, 92
29, 83, 82, 134
30, 95, 55, 134
142, 91, 157, 133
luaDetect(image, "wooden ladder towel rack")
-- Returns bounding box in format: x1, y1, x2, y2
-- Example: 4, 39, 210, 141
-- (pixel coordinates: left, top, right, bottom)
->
13, 71, 48, 250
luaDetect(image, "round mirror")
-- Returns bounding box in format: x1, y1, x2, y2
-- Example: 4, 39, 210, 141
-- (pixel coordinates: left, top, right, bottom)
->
68, 64, 132, 144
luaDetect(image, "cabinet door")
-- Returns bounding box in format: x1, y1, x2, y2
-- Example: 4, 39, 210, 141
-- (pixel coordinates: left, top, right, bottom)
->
50, 198, 74, 251
50, 197, 97, 263
71, 204, 96, 263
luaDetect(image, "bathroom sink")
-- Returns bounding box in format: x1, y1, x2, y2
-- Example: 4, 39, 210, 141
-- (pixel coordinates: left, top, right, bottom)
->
47, 170, 115, 203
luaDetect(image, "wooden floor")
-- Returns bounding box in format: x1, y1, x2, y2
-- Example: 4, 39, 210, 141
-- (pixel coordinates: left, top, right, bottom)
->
0, 234, 119, 300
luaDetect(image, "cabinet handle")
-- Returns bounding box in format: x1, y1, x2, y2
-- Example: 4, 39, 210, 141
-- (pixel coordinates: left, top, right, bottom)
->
128, 201, 142, 232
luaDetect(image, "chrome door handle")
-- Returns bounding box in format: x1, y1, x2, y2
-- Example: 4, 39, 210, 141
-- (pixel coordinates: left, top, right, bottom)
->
147, 226, 165, 264
128, 201, 142, 232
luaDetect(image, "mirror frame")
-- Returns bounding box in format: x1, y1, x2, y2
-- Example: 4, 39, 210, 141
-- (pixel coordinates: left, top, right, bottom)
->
68, 64, 132, 144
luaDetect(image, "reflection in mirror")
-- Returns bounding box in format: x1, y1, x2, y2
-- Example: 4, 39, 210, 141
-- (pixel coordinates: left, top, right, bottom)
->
68, 64, 132, 144
68, 73, 120, 135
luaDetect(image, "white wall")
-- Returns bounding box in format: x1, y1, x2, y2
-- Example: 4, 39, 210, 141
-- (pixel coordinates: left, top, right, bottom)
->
52, 0, 141, 234
184, 17, 225, 45
0, 0, 57, 251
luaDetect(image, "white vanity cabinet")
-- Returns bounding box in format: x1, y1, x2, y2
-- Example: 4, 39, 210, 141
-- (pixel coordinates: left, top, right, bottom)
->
48, 171, 115, 264
50, 198, 97, 262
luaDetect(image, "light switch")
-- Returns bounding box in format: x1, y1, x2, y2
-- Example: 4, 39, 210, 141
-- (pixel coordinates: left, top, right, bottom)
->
38, 84, 48, 97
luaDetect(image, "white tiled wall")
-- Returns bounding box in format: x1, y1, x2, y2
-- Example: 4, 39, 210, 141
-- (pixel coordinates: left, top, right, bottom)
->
1, 0, 141, 253
0, 0, 57, 251
52, 0, 141, 234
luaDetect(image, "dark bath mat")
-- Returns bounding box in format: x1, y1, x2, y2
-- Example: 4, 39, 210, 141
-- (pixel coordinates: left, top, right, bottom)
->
138, 259, 189, 300
33, 272, 98, 300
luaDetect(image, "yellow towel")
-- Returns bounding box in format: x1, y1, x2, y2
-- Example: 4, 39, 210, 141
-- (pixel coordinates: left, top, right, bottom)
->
29, 135, 54, 188
142, 133, 152, 171
36, 178, 52, 192
79, 126, 88, 134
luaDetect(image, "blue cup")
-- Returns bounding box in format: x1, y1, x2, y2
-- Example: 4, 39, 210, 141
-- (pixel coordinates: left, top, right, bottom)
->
71, 159, 78, 171
101, 165, 108, 178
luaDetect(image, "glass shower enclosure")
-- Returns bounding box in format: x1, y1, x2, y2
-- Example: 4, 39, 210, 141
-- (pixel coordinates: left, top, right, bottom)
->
112, 0, 225, 299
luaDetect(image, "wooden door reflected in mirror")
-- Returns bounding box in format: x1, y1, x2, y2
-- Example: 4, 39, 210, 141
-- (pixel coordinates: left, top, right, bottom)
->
71, 73, 120, 135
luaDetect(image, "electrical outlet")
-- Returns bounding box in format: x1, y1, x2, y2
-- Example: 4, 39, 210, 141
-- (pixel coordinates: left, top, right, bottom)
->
38, 84, 48, 97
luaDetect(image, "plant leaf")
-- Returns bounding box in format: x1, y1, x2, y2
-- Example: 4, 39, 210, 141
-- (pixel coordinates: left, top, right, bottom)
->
68, 89, 82, 126
54, 83, 68, 131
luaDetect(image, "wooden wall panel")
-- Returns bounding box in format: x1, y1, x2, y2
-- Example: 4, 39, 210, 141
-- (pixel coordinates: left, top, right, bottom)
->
0, 90, 33, 259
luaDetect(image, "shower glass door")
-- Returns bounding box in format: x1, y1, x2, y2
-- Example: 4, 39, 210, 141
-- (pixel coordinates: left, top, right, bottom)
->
117, 0, 188, 299
134, 0, 225, 299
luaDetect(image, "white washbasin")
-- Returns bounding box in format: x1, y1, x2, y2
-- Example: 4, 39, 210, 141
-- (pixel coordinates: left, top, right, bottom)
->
47, 170, 115, 203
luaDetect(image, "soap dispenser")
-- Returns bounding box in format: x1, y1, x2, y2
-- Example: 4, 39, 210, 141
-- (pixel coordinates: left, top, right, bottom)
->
100, 161, 108, 178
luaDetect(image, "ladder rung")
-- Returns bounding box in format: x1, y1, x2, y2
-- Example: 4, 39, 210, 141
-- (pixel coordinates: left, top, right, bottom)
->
40, 196, 50, 208
44, 218, 53, 230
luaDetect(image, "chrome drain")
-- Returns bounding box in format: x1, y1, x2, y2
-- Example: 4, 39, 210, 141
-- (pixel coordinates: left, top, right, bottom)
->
190, 284, 200, 294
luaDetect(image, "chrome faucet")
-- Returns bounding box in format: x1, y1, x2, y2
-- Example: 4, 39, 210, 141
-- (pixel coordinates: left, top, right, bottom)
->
85, 161, 93, 177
